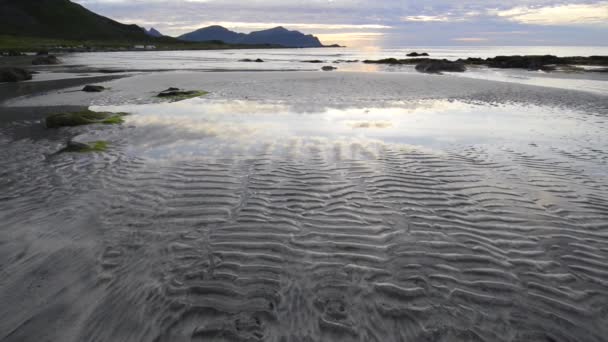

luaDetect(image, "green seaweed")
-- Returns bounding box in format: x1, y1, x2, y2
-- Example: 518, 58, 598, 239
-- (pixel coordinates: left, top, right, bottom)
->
63, 141, 108, 153
46, 110, 128, 128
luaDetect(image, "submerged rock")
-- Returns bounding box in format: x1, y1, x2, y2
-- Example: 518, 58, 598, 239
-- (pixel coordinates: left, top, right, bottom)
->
407, 52, 429, 57
32, 55, 60, 65
0, 67, 33, 82
82, 85, 105, 92
322, 66, 337, 71
415, 60, 466, 73
303, 60, 324, 63
46, 110, 126, 128
62, 140, 108, 153
239, 58, 264, 63
156, 88, 208, 101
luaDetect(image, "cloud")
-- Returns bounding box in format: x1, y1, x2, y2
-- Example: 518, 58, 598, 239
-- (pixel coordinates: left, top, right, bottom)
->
72, 0, 608, 46
494, 2, 608, 25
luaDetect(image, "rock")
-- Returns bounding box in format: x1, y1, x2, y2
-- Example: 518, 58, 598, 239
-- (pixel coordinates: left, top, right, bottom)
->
239, 58, 264, 63
415, 60, 466, 74
407, 52, 429, 57
36, 50, 49, 56
157, 89, 198, 97
0, 67, 33, 82
303, 60, 324, 63
156, 88, 208, 101
32, 55, 60, 65
46, 110, 126, 128
485, 55, 563, 70
82, 85, 105, 92
322, 66, 337, 71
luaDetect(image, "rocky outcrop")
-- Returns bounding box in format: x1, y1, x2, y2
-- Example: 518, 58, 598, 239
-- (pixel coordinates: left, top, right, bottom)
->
82, 85, 105, 92
321, 66, 337, 71
415, 61, 466, 73
32, 55, 60, 65
0, 67, 33, 82
407, 52, 429, 57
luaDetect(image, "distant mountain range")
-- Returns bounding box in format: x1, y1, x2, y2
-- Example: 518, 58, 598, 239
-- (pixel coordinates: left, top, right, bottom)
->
179, 26, 326, 48
0, 0, 151, 41
0, 0, 335, 48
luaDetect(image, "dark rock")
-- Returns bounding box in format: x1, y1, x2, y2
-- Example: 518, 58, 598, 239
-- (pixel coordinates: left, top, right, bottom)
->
156, 88, 208, 100
303, 60, 324, 63
407, 52, 429, 57
415, 60, 466, 74
322, 66, 337, 71
485, 55, 563, 70
32, 55, 60, 65
0, 67, 33, 82
239, 58, 264, 63
364, 58, 432, 65
82, 85, 105, 92
46, 110, 126, 128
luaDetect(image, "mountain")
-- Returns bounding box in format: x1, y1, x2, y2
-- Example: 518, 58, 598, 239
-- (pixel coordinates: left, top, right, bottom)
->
179, 26, 325, 47
145, 27, 164, 38
179, 25, 246, 44
0, 0, 150, 41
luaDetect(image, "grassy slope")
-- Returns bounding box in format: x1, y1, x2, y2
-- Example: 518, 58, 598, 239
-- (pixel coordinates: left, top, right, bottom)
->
0, 0, 284, 51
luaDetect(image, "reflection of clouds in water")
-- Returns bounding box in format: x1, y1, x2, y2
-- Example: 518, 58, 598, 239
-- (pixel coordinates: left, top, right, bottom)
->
91, 98, 600, 160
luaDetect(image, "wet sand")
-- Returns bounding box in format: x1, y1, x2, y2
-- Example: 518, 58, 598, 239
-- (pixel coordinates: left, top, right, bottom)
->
1, 70, 608, 342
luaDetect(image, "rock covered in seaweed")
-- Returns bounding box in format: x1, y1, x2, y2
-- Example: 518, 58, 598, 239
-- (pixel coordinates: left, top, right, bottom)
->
0, 67, 33, 82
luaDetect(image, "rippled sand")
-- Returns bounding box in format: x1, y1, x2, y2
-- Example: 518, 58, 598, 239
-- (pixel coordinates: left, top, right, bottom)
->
1, 71, 608, 342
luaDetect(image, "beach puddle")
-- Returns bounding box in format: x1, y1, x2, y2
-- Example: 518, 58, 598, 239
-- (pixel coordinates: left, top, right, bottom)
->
90, 98, 605, 161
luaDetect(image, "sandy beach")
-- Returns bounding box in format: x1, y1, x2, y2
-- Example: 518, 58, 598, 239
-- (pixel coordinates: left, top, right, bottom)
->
1, 60, 608, 342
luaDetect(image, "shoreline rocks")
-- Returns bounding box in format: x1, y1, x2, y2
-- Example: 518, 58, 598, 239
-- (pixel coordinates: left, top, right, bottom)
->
415, 60, 466, 73
82, 85, 106, 92
321, 66, 337, 71
32, 55, 60, 65
407, 52, 429, 57
364, 55, 608, 73
0, 67, 33, 82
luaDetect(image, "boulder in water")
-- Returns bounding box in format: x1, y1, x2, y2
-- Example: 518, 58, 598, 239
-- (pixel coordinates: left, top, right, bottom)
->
415, 60, 466, 74
322, 66, 337, 71
0, 67, 33, 82
82, 85, 105, 92
32, 55, 60, 65
407, 52, 429, 57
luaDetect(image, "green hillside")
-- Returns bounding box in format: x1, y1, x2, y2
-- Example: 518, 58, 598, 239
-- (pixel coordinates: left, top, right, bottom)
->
0, 0, 150, 41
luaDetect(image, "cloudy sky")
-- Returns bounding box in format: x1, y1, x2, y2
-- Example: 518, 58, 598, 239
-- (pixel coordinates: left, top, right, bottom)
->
73, 0, 608, 47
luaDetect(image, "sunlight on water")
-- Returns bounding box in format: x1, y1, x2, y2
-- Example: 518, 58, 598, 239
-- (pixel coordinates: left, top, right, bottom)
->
90, 98, 605, 160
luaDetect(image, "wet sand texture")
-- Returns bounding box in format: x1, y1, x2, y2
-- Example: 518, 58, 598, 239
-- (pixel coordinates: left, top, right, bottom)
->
1, 71, 608, 342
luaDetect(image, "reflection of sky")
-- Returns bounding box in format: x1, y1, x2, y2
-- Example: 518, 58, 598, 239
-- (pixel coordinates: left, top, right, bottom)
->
91, 99, 605, 160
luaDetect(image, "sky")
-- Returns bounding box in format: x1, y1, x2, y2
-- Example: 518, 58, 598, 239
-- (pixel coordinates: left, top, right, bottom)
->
73, 0, 608, 47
